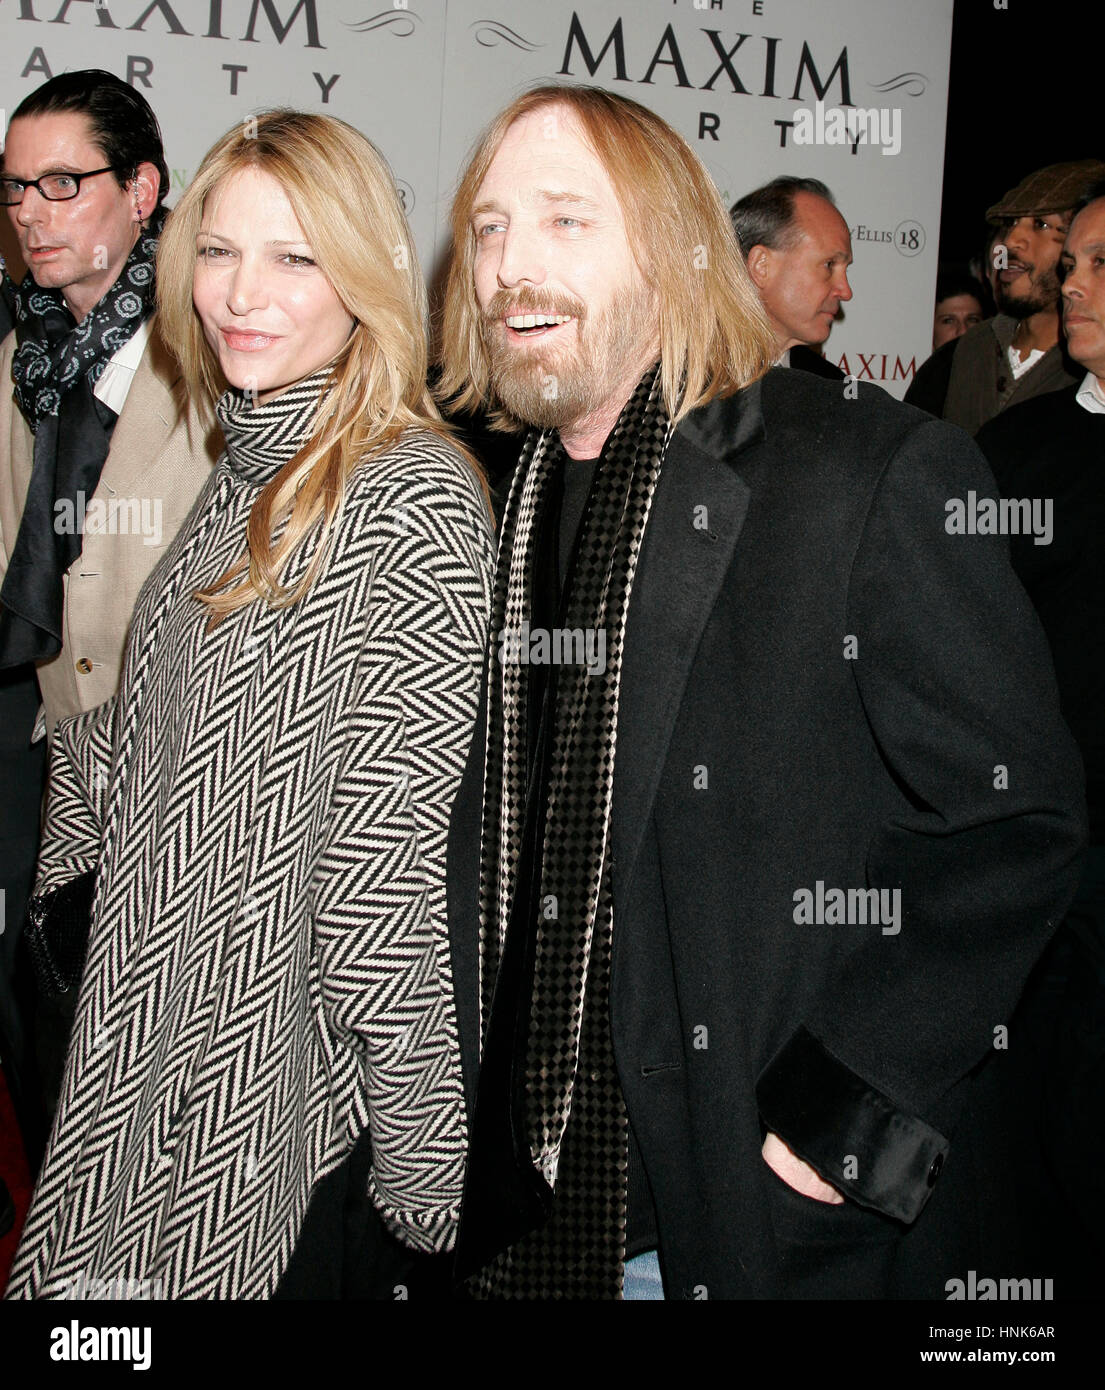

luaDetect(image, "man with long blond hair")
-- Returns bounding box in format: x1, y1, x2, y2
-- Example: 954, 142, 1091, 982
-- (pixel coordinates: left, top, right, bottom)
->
440, 84, 1086, 1300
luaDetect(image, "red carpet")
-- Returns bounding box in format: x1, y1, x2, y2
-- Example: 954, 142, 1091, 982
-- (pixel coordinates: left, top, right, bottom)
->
0, 1064, 32, 1293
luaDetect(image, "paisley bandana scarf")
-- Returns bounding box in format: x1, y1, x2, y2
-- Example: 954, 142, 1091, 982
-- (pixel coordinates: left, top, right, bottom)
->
0, 205, 166, 667
462, 365, 671, 1299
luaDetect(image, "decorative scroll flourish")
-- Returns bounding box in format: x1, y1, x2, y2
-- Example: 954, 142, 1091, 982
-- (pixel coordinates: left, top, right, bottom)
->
869, 72, 928, 97
471, 20, 542, 51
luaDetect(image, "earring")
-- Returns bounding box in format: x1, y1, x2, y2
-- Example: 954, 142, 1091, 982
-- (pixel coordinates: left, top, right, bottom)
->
133, 184, 142, 221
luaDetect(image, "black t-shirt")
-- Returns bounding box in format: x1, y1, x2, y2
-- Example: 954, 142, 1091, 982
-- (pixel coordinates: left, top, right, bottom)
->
557, 453, 601, 594
554, 448, 661, 1258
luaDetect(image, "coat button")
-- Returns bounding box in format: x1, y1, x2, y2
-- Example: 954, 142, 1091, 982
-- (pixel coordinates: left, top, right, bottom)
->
75, 657, 93, 674
927, 1153, 944, 1186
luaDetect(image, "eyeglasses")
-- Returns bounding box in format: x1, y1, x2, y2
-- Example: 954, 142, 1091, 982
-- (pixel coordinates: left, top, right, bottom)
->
0, 166, 123, 206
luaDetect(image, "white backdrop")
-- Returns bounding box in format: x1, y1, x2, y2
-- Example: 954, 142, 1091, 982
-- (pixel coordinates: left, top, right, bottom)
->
1, 0, 954, 398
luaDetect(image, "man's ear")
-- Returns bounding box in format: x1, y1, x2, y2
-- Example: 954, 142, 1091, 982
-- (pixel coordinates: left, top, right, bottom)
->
131, 161, 161, 222
745, 244, 773, 290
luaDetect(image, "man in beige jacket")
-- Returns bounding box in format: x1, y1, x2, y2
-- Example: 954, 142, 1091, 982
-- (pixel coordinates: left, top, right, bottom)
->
0, 71, 217, 1132
1, 70, 218, 734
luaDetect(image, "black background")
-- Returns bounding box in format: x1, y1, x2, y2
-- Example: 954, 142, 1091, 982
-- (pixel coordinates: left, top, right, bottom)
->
940, 0, 1101, 266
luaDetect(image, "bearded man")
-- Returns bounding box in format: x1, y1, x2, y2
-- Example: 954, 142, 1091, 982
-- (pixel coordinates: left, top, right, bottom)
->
906, 159, 1105, 434
975, 183, 1105, 1295
438, 85, 1086, 1300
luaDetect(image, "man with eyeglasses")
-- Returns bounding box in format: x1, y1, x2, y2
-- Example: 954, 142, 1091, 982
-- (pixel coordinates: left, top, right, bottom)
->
0, 70, 218, 1140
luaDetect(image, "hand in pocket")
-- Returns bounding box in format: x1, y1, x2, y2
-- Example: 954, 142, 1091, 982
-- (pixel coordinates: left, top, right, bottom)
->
762, 1131, 845, 1204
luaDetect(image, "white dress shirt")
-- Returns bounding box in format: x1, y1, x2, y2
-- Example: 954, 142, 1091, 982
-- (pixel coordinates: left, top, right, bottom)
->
93, 317, 151, 413
1008, 344, 1045, 380
1075, 369, 1105, 415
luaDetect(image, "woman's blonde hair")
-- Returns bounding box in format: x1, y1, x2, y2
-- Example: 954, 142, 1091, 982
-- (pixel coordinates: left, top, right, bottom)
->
158, 109, 482, 621
436, 84, 777, 429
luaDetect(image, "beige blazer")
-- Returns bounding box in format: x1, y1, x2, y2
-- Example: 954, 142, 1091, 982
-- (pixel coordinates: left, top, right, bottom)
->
0, 319, 220, 735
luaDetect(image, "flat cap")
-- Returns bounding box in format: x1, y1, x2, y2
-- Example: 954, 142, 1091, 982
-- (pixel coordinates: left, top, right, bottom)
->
986, 159, 1105, 224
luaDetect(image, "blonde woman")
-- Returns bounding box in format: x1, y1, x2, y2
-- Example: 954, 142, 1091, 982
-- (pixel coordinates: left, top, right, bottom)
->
6, 111, 493, 1299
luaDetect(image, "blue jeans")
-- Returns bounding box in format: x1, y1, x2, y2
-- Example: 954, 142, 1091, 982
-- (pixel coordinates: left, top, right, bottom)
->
623, 1249, 665, 1300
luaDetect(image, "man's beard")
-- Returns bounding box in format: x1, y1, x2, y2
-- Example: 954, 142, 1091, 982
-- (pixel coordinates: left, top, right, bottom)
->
996, 263, 1062, 320
480, 283, 658, 432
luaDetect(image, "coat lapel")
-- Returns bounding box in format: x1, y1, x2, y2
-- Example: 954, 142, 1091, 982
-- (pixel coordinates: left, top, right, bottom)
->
611, 379, 767, 907
98, 320, 185, 497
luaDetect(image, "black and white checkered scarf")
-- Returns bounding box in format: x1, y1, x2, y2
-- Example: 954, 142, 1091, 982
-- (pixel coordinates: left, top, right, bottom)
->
472, 365, 671, 1297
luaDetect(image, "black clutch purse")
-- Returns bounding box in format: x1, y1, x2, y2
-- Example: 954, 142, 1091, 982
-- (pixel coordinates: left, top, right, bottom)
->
25, 870, 95, 999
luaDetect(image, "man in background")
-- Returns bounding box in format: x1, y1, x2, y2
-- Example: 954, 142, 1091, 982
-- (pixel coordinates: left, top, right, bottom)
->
907, 159, 1105, 433
0, 70, 218, 1139
730, 175, 851, 380
976, 181, 1105, 1297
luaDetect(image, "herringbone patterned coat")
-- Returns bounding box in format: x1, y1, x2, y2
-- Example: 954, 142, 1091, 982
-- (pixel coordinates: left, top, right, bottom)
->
7, 376, 493, 1299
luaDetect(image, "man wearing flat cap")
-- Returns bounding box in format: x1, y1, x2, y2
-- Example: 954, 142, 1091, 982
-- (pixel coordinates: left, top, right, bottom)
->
907, 159, 1105, 434
974, 180, 1105, 1293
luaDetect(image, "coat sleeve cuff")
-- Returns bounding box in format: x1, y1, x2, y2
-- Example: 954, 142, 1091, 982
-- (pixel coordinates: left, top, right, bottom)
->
366, 1169, 461, 1255
755, 1025, 950, 1224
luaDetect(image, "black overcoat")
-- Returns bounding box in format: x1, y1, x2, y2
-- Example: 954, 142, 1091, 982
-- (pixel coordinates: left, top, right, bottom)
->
447, 367, 1087, 1299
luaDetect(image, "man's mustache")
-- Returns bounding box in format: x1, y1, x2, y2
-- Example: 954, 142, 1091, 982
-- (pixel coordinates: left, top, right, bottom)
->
482, 286, 587, 325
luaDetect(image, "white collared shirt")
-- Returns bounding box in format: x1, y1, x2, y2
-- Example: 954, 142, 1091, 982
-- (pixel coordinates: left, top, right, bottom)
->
93, 317, 151, 413
1008, 344, 1045, 380
1075, 370, 1105, 415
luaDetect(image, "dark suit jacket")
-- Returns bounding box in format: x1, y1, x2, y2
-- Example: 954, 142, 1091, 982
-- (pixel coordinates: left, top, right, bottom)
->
447, 367, 1087, 1298
977, 386, 1105, 841
788, 343, 845, 380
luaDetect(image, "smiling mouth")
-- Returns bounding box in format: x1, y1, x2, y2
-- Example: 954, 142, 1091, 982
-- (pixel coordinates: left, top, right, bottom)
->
504, 312, 575, 338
